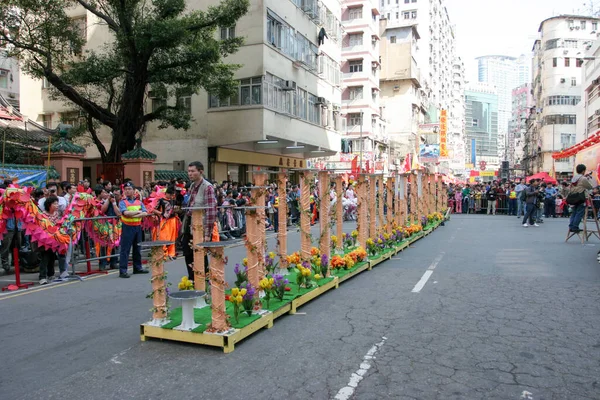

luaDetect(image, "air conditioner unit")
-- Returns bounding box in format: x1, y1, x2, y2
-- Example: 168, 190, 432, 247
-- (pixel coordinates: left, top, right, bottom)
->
560, 78, 566, 83
282, 80, 297, 91
332, 105, 341, 112
173, 160, 185, 171
315, 96, 326, 105
595, 109, 600, 115
593, 79, 599, 85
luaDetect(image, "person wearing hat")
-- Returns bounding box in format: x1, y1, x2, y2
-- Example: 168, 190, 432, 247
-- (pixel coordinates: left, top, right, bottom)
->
118, 181, 149, 278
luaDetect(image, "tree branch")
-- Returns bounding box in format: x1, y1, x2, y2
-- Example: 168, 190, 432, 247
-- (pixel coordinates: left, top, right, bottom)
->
75, 0, 120, 32
142, 105, 179, 123
86, 114, 108, 162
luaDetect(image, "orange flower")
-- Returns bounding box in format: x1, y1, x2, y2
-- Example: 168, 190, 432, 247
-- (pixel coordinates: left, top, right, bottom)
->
311, 247, 320, 257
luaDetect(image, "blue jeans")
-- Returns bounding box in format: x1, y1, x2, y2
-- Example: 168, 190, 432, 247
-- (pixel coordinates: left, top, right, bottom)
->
522, 203, 536, 225
119, 224, 143, 274
569, 203, 586, 231
517, 199, 524, 217
508, 199, 517, 215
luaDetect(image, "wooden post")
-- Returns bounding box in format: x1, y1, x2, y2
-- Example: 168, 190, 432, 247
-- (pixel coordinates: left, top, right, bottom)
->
318, 171, 331, 276
399, 175, 407, 226
357, 174, 368, 247
245, 209, 260, 290
209, 247, 228, 331
299, 171, 313, 262
253, 173, 267, 280
192, 209, 205, 291
394, 175, 401, 228
369, 176, 376, 239
386, 177, 393, 234
150, 246, 167, 322
277, 172, 288, 267
335, 175, 343, 251
377, 177, 384, 232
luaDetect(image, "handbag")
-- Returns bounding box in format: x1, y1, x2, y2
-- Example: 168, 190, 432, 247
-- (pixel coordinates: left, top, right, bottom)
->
566, 190, 586, 205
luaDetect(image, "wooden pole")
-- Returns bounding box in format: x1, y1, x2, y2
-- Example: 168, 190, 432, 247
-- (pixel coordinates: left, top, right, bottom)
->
369, 176, 376, 239
253, 173, 267, 281
357, 174, 368, 247
150, 246, 167, 322
277, 172, 288, 267
377, 177, 384, 233
399, 175, 407, 226
386, 177, 393, 234
318, 171, 331, 276
209, 247, 228, 331
245, 209, 260, 290
299, 171, 312, 262
335, 175, 343, 251
192, 209, 205, 291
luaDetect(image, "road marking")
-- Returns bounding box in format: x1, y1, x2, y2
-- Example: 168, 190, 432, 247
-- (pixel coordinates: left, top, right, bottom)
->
110, 347, 132, 365
411, 252, 444, 293
520, 391, 534, 399
334, 336, 387, 400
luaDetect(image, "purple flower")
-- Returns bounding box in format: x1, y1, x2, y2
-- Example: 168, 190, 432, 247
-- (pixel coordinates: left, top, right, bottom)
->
301, 260, 311, 270
321, 254, 329, 267
265, 255, 273, 268
242, 283, 256, 300
234, 263, 241, 275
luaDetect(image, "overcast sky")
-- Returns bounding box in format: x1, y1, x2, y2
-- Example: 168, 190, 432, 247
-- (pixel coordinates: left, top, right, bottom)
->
444, 0, 593, 82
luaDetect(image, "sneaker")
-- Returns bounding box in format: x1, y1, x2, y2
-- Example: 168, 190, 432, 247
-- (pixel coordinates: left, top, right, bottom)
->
570, 228, 582, 233
133, 269, 149, 274
59, 271, 69, 279
119, 273, 130, 278
523, 223, 529, 227
534, 223, 540, 227
39, 279, 48, 285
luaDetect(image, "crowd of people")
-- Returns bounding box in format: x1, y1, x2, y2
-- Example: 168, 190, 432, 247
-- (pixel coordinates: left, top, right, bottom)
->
446, 163, 597, 233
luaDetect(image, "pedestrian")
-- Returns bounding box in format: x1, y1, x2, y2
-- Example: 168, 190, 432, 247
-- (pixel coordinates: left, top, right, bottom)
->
38, 196, 62, 284
462, 185, 470, 214
567, 164, 594, 233
508, 184, 517, 216
486, 184, 497, 215
544, 182, 557, 218
515, 180, 526, 217
118, 181, 149, 278
522, 179, 540, 227
156, 186, 179, 260
181, 161, 217, 283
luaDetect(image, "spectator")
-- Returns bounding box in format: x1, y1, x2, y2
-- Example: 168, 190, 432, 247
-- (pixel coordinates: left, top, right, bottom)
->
568, 164, 594, 233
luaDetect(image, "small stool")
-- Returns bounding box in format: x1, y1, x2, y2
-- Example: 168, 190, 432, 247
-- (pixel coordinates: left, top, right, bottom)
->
168, 290, 206, 331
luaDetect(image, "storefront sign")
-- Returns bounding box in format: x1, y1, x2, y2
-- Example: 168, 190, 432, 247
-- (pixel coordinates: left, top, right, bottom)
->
217, 148, 305, 169
440, 110, 448, 159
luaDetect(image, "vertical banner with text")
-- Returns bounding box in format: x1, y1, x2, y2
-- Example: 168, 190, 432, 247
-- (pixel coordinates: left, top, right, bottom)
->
439, 109, 448, 159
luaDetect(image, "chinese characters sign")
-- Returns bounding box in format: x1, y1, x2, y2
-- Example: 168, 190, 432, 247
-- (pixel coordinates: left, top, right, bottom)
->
439, 109, 448, 159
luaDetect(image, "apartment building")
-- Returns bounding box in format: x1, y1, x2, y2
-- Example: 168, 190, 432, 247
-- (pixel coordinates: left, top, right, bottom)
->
378, 17, 426, 165
0, 47, 19, 110
465, 83, 500, 174
20, 0, 343, 182
527, 15, 598, 176
576, 37, 600, 143
509, 83, 534, 169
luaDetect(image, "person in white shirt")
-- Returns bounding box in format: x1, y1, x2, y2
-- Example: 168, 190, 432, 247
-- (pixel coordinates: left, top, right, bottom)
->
38, 182, 68, 216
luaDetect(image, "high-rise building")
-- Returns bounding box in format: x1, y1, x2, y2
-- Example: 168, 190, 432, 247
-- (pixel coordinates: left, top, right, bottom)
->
465, 84, 499, 173
509, 84, 534, 169
20, 0, 343, 182
378, 18, 426, 163
527, 15, 598, 177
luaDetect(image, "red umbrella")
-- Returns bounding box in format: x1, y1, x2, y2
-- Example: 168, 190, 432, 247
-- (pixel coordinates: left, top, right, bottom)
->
526, 172, 557, 185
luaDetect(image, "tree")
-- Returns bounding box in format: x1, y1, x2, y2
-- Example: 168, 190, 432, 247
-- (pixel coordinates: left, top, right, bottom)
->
0, 0, 249, 162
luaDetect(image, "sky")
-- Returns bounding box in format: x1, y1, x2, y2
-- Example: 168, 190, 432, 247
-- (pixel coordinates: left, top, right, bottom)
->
444, 0, 594, 82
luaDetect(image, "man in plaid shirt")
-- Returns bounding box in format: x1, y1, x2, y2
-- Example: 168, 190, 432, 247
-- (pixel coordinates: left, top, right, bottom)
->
181, 161, 217, 282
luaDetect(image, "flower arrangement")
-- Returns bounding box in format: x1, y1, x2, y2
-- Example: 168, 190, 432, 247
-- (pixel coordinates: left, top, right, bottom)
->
272, 274, 289, 301
242, 258, 248, 267
428, 212, 443, 222
331, 255, 346, 270
240, 283, 256, 316
177, 276, 194, 291
229, 287, 246, 323
331, 235, 338, 250
343, 254, 355, 270
405, 224, 423, 236
343, 232, 353, 249
233, 263, 248, 288
319, 253, 329, 276
351, 230, 359, 243
366, 238, 378, 256
349, 246, 367, 262
296, 261, 314, 288
310, 247, 320, 257
286, 251, 301, 267
264, 251, 279, 275
421, 215, 428, 227
259, 277, 274, 308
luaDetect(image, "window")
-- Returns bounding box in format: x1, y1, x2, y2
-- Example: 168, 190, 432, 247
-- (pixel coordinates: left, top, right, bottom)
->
593, 22, 598, 30
348, 113, 362, 126
390, 36, 396, 43
552, 58, 557, 67
349, 60, 363, 73
220, 26, 235, 40
565, 58, 570, 67
545, 95, 581, 106
307, 94, 321, 125
545, 39, 559, 50
0, 69, 7, 89
396, 12, 399, 19
267, 11, 296, 58
576, 58, 583, 67
403, 11, 410, 19
241, 77, 262, 105
387, 13, 390, 20
404, 0, 409, 3
42, 114, 52, 129
349, 7, 362, 20
348, 33, 363, 46
318, 54, 340, 85
61, 112, 82, 129
561, 133, 576, 149
149, 91, 166, 112
349, 86, 363, 100
177, 90, 192, 115
411, 11, 417, 18
542, 114, 576, 125
472, 118, 479, 127
70, 16, 87, 55
412, 0, 417, 2
564, 40, 578, 48
571, 77, 576, 86
581, 21, 586, 30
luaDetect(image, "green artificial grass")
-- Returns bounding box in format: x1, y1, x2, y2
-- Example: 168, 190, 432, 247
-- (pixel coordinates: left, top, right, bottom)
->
331, 261, 368, 279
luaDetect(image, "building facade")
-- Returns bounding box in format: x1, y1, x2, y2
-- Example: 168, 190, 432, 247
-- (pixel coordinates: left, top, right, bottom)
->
0, 46, 19, 110
20, 0, 343, 183
509, 83, 534, 170
465, 84, 499, 174
576, 37, 600, 143
448, 57, 466, 175
528, 15, 598, 176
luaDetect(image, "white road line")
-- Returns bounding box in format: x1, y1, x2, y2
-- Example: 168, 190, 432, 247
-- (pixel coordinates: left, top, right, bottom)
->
411, 252, 445, 293
411, 270, 433, 293
334, 337, 387, 400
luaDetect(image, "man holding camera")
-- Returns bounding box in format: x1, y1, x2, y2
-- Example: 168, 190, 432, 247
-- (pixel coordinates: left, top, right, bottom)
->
568, 164, 594, 233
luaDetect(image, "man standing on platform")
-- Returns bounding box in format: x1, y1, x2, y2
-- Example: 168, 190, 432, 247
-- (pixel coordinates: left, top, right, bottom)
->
118, 182, 149, 278
568, 164, 594, 233
181, 161, 217, 282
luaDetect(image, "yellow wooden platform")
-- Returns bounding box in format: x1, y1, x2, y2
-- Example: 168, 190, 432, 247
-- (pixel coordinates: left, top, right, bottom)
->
290, 276, 339, 314
337, 262, 371, 284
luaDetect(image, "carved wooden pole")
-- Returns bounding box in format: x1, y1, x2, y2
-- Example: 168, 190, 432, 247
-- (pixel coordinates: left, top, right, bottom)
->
369, 176, 376, 239
277, 172, 288, 267
399, 175, 407, 226
386, 177, 393, 234
192, 209, 205, 291
253, 172, 267, 280
377, 177, 384, 232
335, 175, 343, 251
150, 246, 167, 322
394, 175, 400, 228
299, 171, 313, 262
318, 171, 331, 276
357, 174, 368, 247
209, 247, 228, 331
245, 208, 260, 291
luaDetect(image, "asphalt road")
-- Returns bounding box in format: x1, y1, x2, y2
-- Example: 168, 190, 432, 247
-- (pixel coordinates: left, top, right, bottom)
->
1, 215, 599, 400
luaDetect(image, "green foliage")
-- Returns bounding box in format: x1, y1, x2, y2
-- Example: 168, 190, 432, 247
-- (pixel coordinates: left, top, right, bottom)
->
0, 0, 249, 161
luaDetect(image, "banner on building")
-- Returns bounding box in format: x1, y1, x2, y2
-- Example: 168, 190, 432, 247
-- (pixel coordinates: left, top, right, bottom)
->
0, 168, 49, 187
439, 110, 448, 159
419, 144, 440, 163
